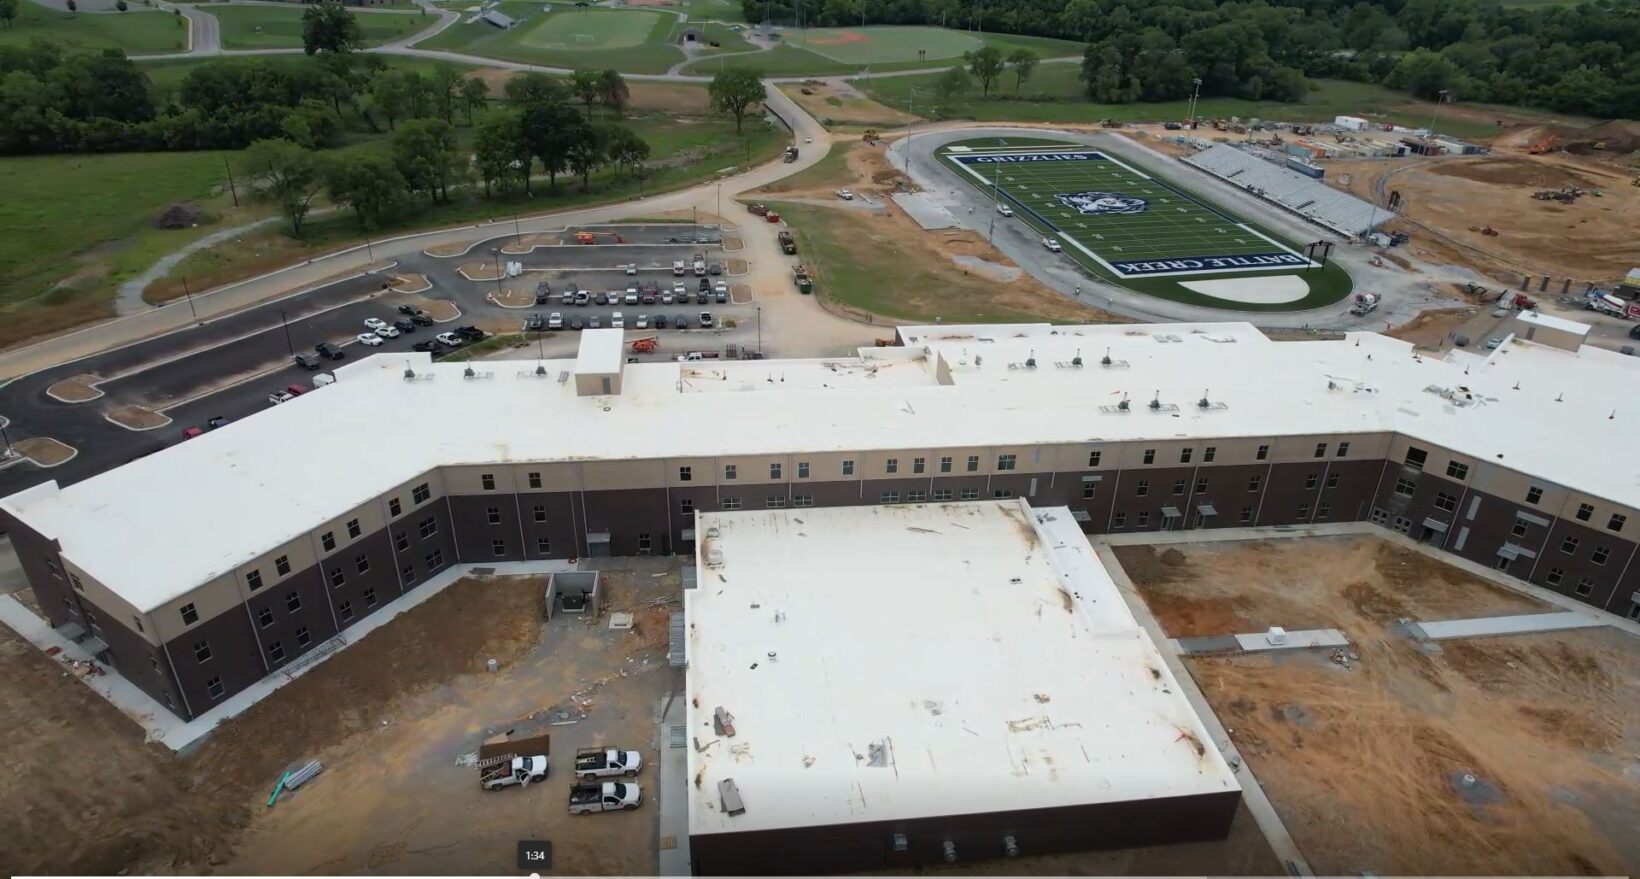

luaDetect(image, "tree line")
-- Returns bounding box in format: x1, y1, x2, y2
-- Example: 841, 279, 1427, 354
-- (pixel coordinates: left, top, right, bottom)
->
741, 0, 1640, 118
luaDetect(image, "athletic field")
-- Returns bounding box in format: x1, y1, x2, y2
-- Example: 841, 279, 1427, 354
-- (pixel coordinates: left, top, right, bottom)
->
516, 8, 667, 50
947, 145, 1316, 280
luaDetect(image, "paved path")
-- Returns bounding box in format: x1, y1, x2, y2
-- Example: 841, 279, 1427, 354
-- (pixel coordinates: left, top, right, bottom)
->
113, 216, 281, 315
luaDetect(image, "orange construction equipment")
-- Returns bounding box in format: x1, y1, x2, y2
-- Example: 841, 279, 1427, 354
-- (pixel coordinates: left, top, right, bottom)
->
630, 337, 659, 353
574, 231, 627, 244
1526, 136, 1557, 155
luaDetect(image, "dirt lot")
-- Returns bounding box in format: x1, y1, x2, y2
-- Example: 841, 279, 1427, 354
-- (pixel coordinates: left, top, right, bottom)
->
12, 436, 76, 466
777, 81, 917, 127
0, 566, 678, 876
1114, 537, 1640, 875
45, 373, 103, 402
105, 403, 170, 430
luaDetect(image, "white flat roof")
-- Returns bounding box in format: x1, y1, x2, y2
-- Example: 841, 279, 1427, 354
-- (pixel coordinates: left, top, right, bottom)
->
684, 501, 1238, 836
8, 321, 1640, 613
1514, 310, 1592, 337
575, 328, 624, 375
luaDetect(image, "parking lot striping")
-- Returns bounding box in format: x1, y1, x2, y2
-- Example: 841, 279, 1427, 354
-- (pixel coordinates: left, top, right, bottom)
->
948, 149, 1315, 280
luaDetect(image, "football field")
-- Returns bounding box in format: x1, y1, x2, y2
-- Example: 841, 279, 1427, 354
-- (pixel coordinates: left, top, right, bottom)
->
946, 146, 1317, 280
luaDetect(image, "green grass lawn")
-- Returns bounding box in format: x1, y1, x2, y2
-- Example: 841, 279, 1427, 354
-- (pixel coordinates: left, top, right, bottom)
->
684, 0, 743, 22
419, 5, 684, 74
0, 2, 189, 54
138, 53, 486, 101
680, 27, 1077, 75
208, 4, 438, 50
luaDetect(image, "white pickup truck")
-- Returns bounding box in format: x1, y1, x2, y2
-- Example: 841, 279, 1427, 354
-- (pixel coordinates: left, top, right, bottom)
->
574, 746, 643, 780
672, 259, 686, 276
1041, 237, 1062, 252
568, 781, 642, 814
480, 755, 548, 791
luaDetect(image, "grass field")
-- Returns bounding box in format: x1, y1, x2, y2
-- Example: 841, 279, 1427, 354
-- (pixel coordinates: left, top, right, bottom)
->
940, 138, 1351, 310
683, 0, 743, 22
0, 2, 189, 53
137, 54, 485, 100
419, 5, 684, 73
680, 26, 1079, 75
208, 4, 437, 50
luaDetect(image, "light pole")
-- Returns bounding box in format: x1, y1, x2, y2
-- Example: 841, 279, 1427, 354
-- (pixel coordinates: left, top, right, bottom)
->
364, 234, 375, 263
491, 247, 504, 299
513, 213, 522, 247
1426, 89, 1448, 140
756, 305, 762, 355
276, 308, 295, 357
1188, 77, 1202, 127
180, 276, 197, 321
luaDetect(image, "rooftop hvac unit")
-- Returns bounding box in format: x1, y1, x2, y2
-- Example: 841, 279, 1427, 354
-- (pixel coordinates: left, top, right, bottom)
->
704, 543, 724, 568
718, 778, 746, 816
713, 706, 737, 737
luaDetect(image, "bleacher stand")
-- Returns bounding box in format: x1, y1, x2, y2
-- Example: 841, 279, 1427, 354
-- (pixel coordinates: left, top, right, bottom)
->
1181, 144, 1391, 238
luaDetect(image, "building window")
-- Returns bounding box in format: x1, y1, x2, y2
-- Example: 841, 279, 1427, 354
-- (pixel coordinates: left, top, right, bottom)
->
1394, 478, 1415, 497
320, 531, 336, 552
993, 489, 1014, 499
770, 463, 782, 479
527, 471, 542, 489
481, 474, 496, 491
533, 505, 547, 523
966, 455, 979, 472
419, 517, 438, 539
680, 498, 694, 515
886, 458, 899, 474
1087, 450, 1102, 467
842, 460, 855, 476
275, 555, 291, 576
487, 507, 502, 525
1404, 447, 1428, 470
1240, 506, 1253, 523
1136, 511, 1150, 528
536, 537, 551, 554
258, 607, 274, 628
1142, 449, 1156, 464
1173, 480, 1186, 496
364, 588, 377, 608
797, 462, 810, 479
193, 640, 211, 663
1083, 483, 1097, 499
339, 600, 353, 623
1575, 503, 1594, 521
793, 495, 814, 507
913, 457, 926, 474
389, 498, 402, 517
426, 549, 444, 569
1314, 442, 1327, 458
1305, 473, 1318, 490
1607, 513, 1626, 533
1561, 536, 1579, 555
1434, 492, 1457, 513
1195, 477, 1208, 493
1525, 486, 1542, 505
246, 570, 263, 591
637, 533, 653, 553
355, 553, 370, 574
722, 498, 742, 510
1592, 546, 1610, 565
940, 456, 953, 473
1326, 473, 1340, 489
880, 491, 900, 504
395, 532, 410, 551
1180, 448, 1193, 464
1297, 504, 1311, 519
1249, 476, 1263, 492
401, 565, 416, 586
960, 488, 980, 500
296, 626, 312, 648
346, 518, 361, 539
1336, 442, 1350, 458
413, 483, 431, 504
329, 567, 345, 588
1256, 445, 1270, 461
724, 464, 737, 480
206, 676, 224, 699
1135, 480, 1149, 497
1575, 577, 1594, 597
908, 490, 927, 502
679, 466, 692, 482
766, 496, 786, 508
180, 603, 199, 626
269, 641, 285, 663
997, 454, 1016, 471
491, 540, 506, 557
1446, 461, 1469, 480
1511, 520, 1528, 538
933, 489, 953, 502
1203, 446, 1216, 463
286, 591, 301, 612
1113, 512, 1127, 528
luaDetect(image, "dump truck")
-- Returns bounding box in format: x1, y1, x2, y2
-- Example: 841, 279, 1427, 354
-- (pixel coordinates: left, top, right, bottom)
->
793, 264, 813, 294
574, 746, 644, 780
777, 230, 797, 254
1349, 291, 1381, 316
568, 781, 642, 814
746, 203, 769, 217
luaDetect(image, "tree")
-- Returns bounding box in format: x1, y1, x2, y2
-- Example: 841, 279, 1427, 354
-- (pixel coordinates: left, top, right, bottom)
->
567, 124, 608, 192
392, 117, 465, 203
459, 76, 488, 124
520, 100, 584, 191
239, 139, 322, 235
429, 64, 463, 123
324, 153, 409, 228
302, 1, 361, 55
0, 0, 17, 29
569, 68, 601, 116
504, 72, 563, 106
281, 99, 341, 148
1005, 48, 1038, 95
965, 46, 1005, 98
599, 69, 629, 115
932, 66, 969, 116
115, 0, 127, 10
708, 67, 763, 132
369, 69, 413, 130
605, 124, 650, 177
473, 108, 529, 196
65, 0, 76, 12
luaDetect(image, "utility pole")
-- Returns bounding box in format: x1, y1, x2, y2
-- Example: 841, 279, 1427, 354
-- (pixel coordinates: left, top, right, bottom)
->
181, 276, 197, 321
1426, 89, 1448, 140
491, 247, 504, 299
1188, 77, 1202, 127
513, 213, 522, 246
224, 156, 239, 207
276, 308, 295, 356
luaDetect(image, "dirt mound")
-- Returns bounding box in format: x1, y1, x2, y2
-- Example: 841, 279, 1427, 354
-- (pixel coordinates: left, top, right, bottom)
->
155, 202, 204, 230
1159, 547, 1187, 566
1571, 119, 1640, 154
1427, 156, 1603, 190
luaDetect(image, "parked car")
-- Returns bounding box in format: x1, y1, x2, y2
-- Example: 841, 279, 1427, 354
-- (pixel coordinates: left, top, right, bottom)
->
375, 324, 401, 339
611, 311, 625, 328
285, 384, 308, 397
524, 314, 546, 331
699, 311, 714, 328
397, 305, 424, 317
436, 332, 465, 347
364, 317, 389, 332
410, 313, 434, 326
624, 263, 637, 276
181, 426, 204, 440
293, 353, 321, 370
357, 333, 384, 346
560, 291, 575, 306
548, 313, 564, 330
624, 291, 639, 306
698, 277, 711, 292
574, 291, 591, 306
635, 314, 650, 329
1041, 237, 1062, 252
315, 342, 345, 360
393, 319, 417, 333
696, 291, 710, 304
594, 292, 609, 306
641, 291, 657, 305
574, 746, 643, 780
534, 290, 550, 305
836, 188, 854, 200
708, 262, 722, 276
267, 390, 295, 404
654, 315, 669, 329
412, 340, 442, 352
568, 781, 641, 814
661, 292, 674, 305
674, 313, 691, 328
456, 325, 486, 340
207, 416, 227, 429
570, 316, 585, 331
588, 316, 602, 329
481, 755, 549, 792
672, 282, 687, 297
1485, 336, 1504, 350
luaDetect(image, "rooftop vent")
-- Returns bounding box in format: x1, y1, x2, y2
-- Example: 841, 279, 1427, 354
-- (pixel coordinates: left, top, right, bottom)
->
713, 706, 737, 737
718, 778, 746, 816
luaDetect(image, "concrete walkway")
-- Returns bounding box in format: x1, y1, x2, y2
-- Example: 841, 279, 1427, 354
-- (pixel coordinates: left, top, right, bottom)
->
656, 690, 692, 876
1408, 611, 1606, 641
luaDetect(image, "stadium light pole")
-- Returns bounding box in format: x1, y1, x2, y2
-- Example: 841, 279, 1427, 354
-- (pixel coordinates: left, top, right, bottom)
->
1188, 77, 1202, 127
1427, 89, 1448, 139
